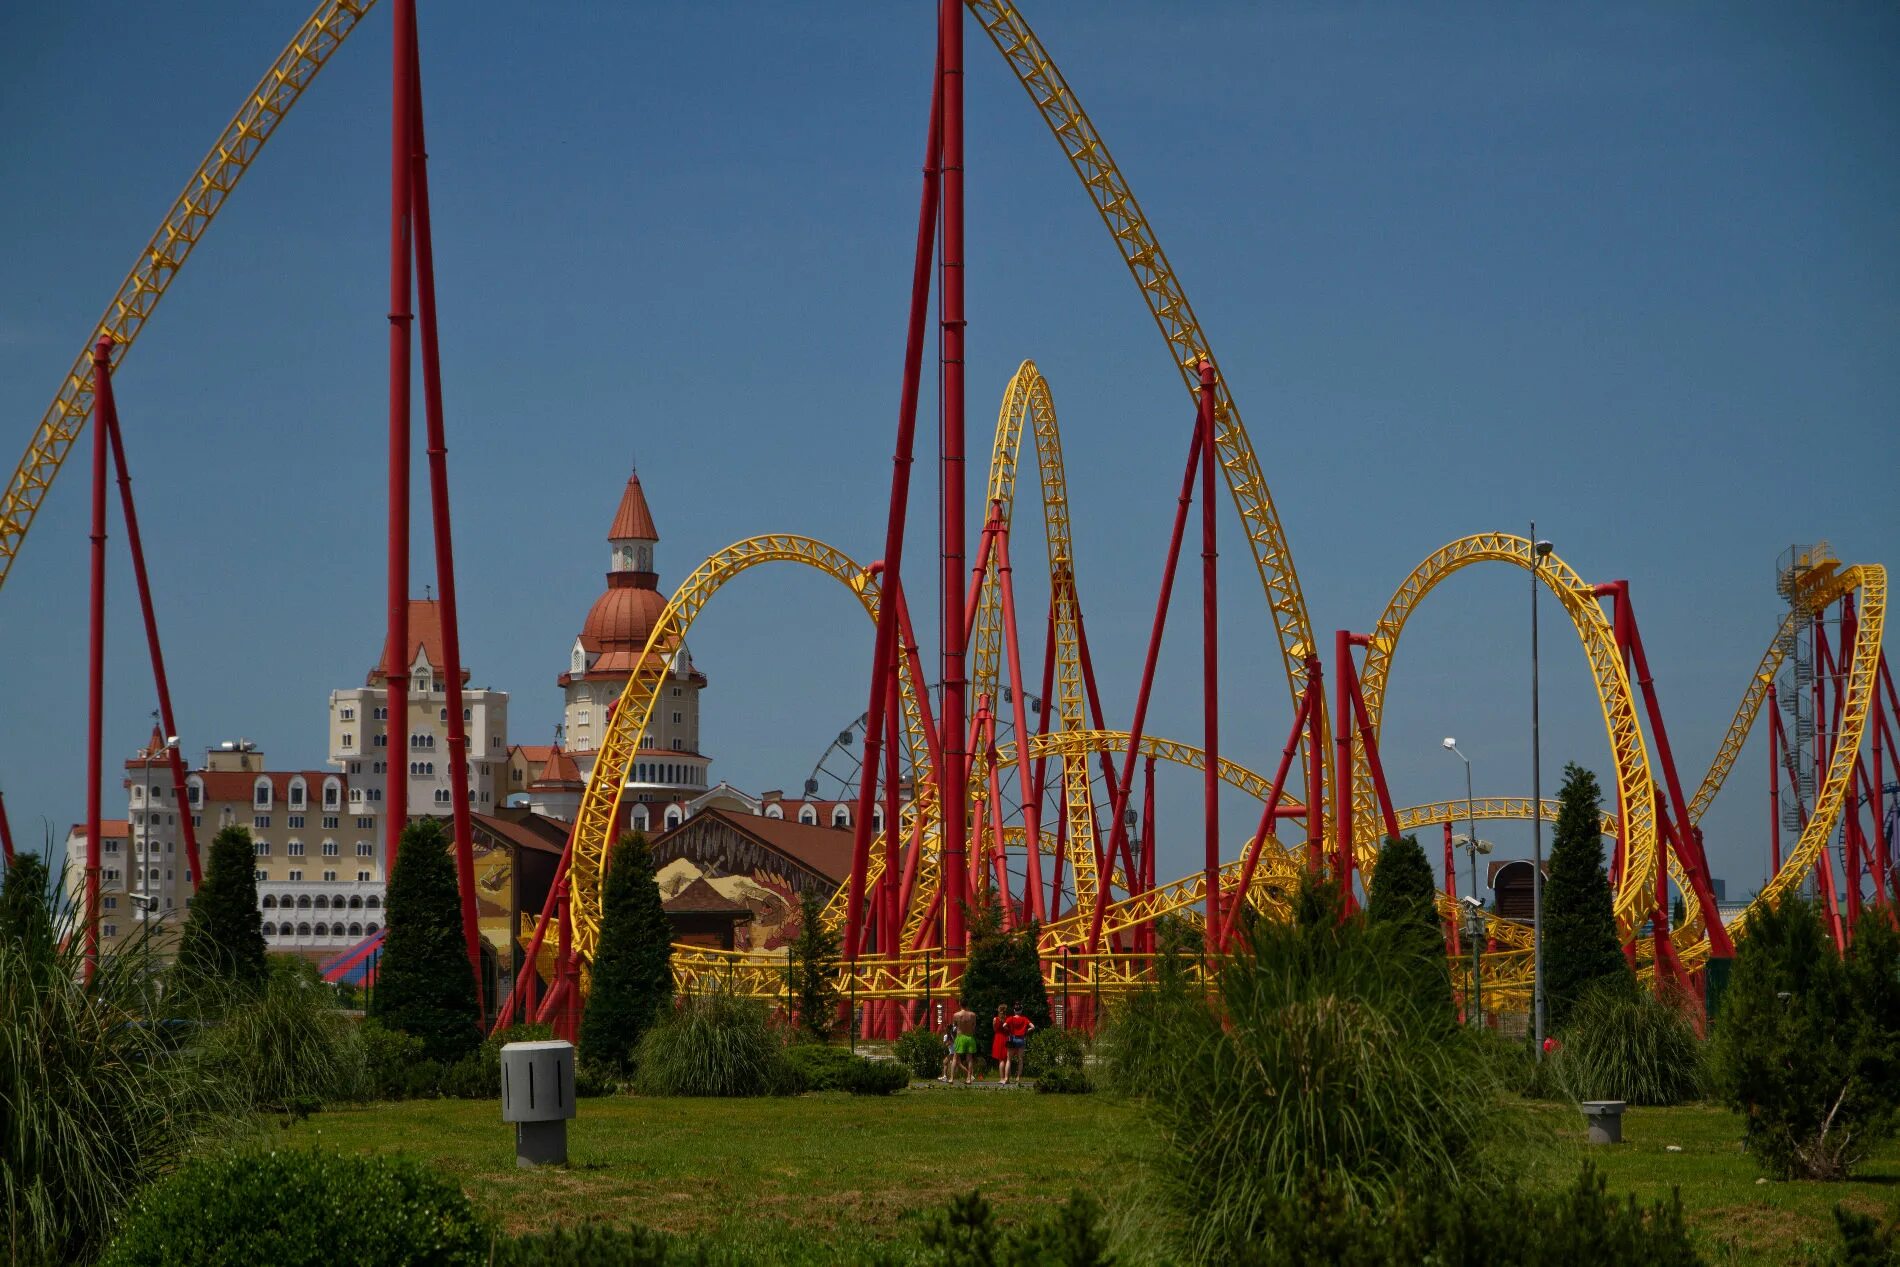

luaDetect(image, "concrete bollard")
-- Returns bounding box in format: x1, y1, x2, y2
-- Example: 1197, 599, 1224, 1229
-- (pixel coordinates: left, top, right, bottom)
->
1580, 1100, 1626, 1145
500, 1039, 576, 1168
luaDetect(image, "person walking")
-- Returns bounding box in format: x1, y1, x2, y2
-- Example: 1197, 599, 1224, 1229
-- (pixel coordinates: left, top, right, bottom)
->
1002, 1002, 1035, 1084
937, 1016, 958, 1083
951, 1003, 979, 1084
990, 1004, 1010, 1084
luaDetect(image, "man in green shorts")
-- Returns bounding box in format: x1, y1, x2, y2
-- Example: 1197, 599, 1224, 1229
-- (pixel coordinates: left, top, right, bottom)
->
951, 1004, 979, 1084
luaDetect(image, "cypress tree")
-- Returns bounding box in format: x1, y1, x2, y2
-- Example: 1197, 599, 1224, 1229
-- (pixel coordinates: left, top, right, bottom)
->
0, 851, 55, 968
1366, 833, 1454, 1027
786, 892, 841, 1042
1542, 763, 1633, 1030
579, 832, 674, 1071
960, 898, 1052, 1031
173, 825, 267, 994
372, 818, 480, 1061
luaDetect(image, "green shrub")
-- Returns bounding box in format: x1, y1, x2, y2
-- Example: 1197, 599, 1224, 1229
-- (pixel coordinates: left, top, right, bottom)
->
1152, 876, 1526, 1262
574, 1060, 618, 1098
786, 893, 842, 1042
1023, 1024, 1088, 1079
371, 818, 482, 1063
1542, 764, 1636, 1031
633, 993, 791, 1096
1229, 1164, 1700, 1266
199, 968, 363, 1112
1097, 918, 1207, 1099
491, 1221, 674, 1265
1469, 1027, 1563, 1100
1554, 987, 1703, 1106
783, 1041, 861, 1091
1709, 901, 1900, 1179
2, 889, 243, 1265
99, 1149, 489, 1267
917, 1190, 1115, 1267
895, 1023, 947, 1080
1036, 1065, 1094, 1094
579, 833, 674, 1074
436, 1023, 563, 1100
1835, 1197, 1900, 1266
960, 899, 1052, 1033
172, 825, 268, 996
1365, 834, 1455, 1030
356, 1017, 430, 1100
841, 1058, 910, 1096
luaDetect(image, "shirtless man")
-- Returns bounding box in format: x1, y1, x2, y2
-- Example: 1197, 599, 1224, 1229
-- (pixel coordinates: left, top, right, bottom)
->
951, 1004, 979, 1084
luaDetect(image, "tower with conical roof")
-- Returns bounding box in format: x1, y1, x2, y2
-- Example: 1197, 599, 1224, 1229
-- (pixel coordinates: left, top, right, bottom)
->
559, 468, 709, 827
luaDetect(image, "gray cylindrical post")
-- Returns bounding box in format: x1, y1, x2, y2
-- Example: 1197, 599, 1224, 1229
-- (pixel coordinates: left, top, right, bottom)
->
500, 1039, 576, 1168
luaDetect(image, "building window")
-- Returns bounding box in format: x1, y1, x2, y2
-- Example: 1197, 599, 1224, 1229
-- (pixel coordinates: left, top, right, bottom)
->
192, 814, 202, 828
665, 808, 682, 830
323, 841, 340, 857
673, 711, 683, 724
287, 815, 305, 829
254, 816, 270, 830
341, 733, 354, 750
368, 788, 382, 802
288, 870, 302, 882
799, 807, 818, 825
357, 870, 371, 882
103, 896, 117, 910
356, 841, 373, 857
254, 841, 272, 857
103, 924, 118, 938
671, 739, 683, 751
262, 922, 277, 937
323, 870, 337, 882
577, 710, 591, 726
289, 785, 305, 809
356, 816, 375, 829
187, 783, 202, 807
433, 789, 451, 805
253, 870, 267, 882
297, 922, 311, 936
105, 839, 120, 855
373, 706, 387, 721
323, 815, 340, 830
832, 806, 851, 828
287, 841, 305, 857
341, 707, 355, 721
348, 922, 364, 937
254, 783, 271, 808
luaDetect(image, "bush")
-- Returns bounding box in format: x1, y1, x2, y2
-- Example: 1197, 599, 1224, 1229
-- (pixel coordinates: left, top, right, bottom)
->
841, 1058, 910, 1096
491, 1221, 674, 1265
173, 825, 268, 996
1709, 901, 1900, 1179
1554, 987, 1703, 1107
437, 1023, 561, 1100
1229, 1164, 1701, 1266
356, 1017, 431, 1100
782, 1041, 861, 1091
1365, 834, 1455, 1029
633, 993, 791, 1097
99, 1149, 489, 1267
199, 967, 363, 1112
1023, 1024, 1088, 1080
1542, 764, 1635, 1032
1469, 1027, 1563, 1101
1036, 1065, 1093, 1095
1097, 918, 1207, 1099
2, 893, 243, 1265
960, 899, 1052, 1033
896, 1023, 947, 1080
917, 1190, 1115, 1267
1152, 876, 1525, 1262
786, 893, 842, 1042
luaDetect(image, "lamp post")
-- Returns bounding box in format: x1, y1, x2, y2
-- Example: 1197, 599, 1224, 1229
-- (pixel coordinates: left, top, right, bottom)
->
1462, 898, 1487, 1024
1442, 739, 1480, 898
1530, 528, 1554, 1052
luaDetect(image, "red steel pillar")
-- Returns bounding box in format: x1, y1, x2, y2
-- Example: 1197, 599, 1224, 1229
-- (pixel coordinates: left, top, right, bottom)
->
846, 32, 942, 961
1197, 363, 1221, 951
84, 338, 113, 977
0, 789, 14, 867
100, 382, 201, 890
993, 523, 1045, 922
382, 0, 417, 876
405, 5, 484, 1013
939, 0, 970, 959
1305, 655, 1325, 875
1768, 699, 1782, 874
1333, 629, 1353, 903
1443, 821, 1461, 957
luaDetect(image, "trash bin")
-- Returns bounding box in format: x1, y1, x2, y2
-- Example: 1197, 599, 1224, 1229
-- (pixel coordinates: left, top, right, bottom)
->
1580, 1100, 1626, 1145
500, 1039, 576, 1167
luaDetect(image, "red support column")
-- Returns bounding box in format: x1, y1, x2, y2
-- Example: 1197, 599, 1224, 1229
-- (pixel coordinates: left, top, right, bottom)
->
98, 357, 201, 890
84, 338, 113, 978
382, 0, 417, 876
938, 0, 970, 961
1223, 680, 1315, 952
404, 10, 484, 1014
1140, 754, 1156, 954
0, 789, 15, 867
1443, 821, 1461, 958
1305, 655, 1325, 875
1197, 363, 1221, 952
1769, 697, 1782, 874
993, 522, 1045, 922
1332, 630, 1354, 904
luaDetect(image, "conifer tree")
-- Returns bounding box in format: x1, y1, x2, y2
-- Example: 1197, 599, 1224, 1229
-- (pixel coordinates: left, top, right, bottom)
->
173, 825, 267, 994
371, 818, 480, 1061
1366, 833, 1454, 1027
579, 831, 674, 1071
960, 897, 1052, 1031
787, 892, 842, 1042
1542, 763, 1633, 1030
0, 851, 55, 967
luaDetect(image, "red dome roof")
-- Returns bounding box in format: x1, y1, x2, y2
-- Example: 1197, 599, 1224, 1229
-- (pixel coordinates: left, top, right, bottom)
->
580, 573, 669, 654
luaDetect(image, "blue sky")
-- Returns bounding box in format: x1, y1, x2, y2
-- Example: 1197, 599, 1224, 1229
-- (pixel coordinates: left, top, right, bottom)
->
1, 2, 1894, 899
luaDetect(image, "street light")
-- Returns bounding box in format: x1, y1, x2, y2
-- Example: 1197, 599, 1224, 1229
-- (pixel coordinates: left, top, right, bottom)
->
1461, 895, 1488, 1023
1530, 528, 1554, 1052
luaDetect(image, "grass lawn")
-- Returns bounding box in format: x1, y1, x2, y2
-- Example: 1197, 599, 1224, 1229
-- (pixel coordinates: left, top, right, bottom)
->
272, 1092, 1900, 1263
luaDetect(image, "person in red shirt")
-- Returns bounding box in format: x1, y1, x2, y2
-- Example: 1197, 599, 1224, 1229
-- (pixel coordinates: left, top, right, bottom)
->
1002, 1003, 1035, 1084
990, 1005, 1010, 1082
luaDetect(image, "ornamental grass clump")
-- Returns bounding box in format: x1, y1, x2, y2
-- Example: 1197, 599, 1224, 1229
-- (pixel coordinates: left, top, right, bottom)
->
2, 861, 243, 1265
1150, 878, 1528, 1263
1554, 986, 1703, 1107
198, 957, 364, 1113
632, 991, 791, 1097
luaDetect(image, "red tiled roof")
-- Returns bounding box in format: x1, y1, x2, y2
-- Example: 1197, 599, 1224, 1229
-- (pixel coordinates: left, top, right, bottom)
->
609, 469, 659, 542
190, 769, 341, 803
580, 576, 671, 656
530, 746, 583, 789
68, 820, 130, 840
469, 811, 568, 856
369, 599, 473, 686
511, 745, 556, 764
